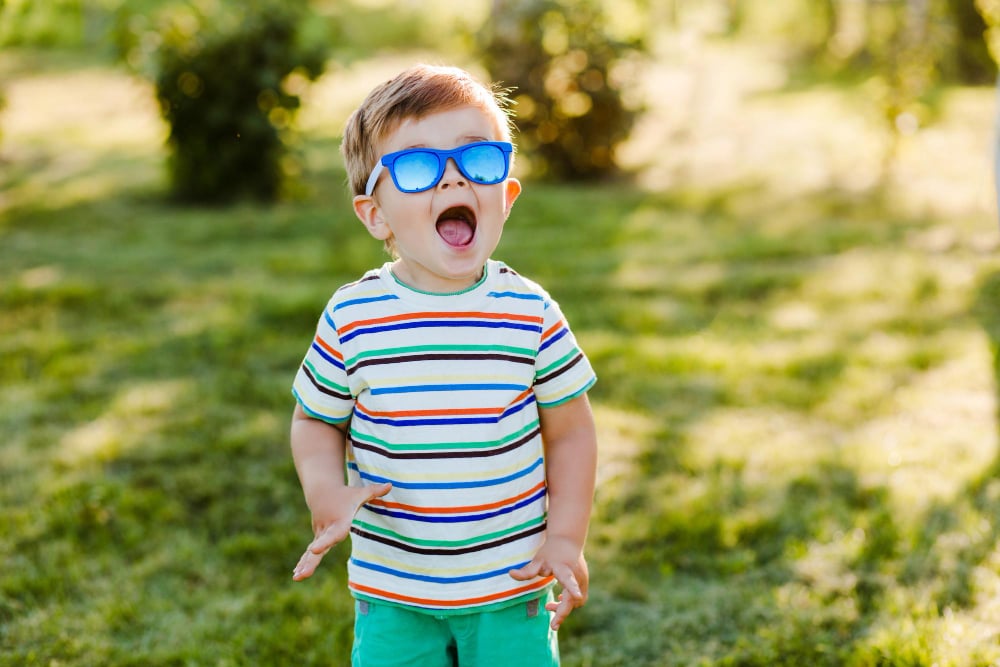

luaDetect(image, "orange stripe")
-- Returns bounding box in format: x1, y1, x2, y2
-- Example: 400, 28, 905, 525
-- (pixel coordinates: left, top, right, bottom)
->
360, 404, 503, 418
349, 577, 554, 608
369, 481, 546, 514
315, 335, 343, 360
339, 311, 544, 334
540, 321, 564, 341
356, 389, 532, 419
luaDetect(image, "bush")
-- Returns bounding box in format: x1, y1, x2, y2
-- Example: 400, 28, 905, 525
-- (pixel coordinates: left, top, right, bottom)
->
0, 0, 86, 48
948, 0, 994, 83
154, 3, 326, 203
479, 0, 645, 182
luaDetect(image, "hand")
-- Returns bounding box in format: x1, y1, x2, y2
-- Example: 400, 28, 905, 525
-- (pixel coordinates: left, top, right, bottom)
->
508, 536, 589, 630
292, 482, 392, 581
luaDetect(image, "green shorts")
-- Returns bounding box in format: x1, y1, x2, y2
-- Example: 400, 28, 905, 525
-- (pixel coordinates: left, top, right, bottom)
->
351, 592, 560, 667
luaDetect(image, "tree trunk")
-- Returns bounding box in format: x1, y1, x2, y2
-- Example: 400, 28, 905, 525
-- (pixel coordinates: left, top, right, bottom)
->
994, 72, 1000, 227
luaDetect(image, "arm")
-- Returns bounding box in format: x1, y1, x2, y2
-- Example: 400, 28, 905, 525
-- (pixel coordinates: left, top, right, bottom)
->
290, 403, 390, 581
509, 393, 597, 630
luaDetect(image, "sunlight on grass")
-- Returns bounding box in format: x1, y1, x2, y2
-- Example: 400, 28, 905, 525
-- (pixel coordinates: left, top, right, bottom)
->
686, 406, 838, 480
620, 40, 887, 198
58, 380, 192, 466
893, 88, 997, 219
592, 403, 658, 488
843, 336, 998, 512
18, 264, 63, 289
1, 65, 165, 213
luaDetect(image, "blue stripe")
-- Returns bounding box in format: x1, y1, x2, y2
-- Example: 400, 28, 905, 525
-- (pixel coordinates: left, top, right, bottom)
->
354, 413, 506, 427
487, 291, 544, 301
364, 487, 546, 523
501, 394, 535, 419
370, 383, 528, 395
539, 327, 568, 352
351, 558, 532, 585
342, 320, 543, 343
311, 341, 346, 370
334, 294, 399, 311
348, 457, 543, 490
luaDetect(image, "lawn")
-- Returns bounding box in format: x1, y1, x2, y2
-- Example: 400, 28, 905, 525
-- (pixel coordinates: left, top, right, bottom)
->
2, 44, 1000, 666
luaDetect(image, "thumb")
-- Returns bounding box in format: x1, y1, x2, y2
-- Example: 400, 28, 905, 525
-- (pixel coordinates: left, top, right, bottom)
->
365, 481, 393, 500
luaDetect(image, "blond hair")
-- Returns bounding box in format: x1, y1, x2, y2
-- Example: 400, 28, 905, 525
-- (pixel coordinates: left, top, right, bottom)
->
341, 64, 516, 197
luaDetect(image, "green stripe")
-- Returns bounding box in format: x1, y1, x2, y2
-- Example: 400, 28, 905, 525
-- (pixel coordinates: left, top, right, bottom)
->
353, 515, 546, 548
535, 349, 579, 377
346, 344, 534, 366
537, 377, 597, 408
350, 421, 539, 452
304, 359, 350, 393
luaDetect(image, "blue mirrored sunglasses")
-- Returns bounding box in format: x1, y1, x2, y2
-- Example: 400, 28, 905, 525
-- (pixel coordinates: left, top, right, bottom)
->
364, 141, 513, 196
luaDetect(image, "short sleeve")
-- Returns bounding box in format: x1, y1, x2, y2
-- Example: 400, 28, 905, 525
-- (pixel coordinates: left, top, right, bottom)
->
533, 298, 596, 407
291, 302, 355, 423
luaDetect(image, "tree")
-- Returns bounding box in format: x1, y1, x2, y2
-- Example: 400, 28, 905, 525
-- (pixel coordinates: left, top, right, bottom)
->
946, 0, 994, 83
975, 0, 1000, 224
479, 0, 645, 181
154, 2, 326, 203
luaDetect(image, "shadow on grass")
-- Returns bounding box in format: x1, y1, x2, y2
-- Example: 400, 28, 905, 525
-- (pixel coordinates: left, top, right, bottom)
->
899, 270, 1000, 612
880, 270, 1000, 621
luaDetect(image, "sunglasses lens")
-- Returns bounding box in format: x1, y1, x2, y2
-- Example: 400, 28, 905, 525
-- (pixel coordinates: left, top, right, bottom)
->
392, 152, 441, 192
460, 144, 507, 184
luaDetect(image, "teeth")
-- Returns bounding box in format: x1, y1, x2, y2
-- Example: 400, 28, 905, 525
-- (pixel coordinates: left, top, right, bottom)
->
438, 206, 475, 225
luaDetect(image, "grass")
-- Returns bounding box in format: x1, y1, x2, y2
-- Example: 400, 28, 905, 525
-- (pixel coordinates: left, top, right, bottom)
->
2, 44, 1000, 666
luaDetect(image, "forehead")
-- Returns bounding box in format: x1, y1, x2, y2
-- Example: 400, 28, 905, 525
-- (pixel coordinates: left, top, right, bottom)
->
377, 105, 509, 154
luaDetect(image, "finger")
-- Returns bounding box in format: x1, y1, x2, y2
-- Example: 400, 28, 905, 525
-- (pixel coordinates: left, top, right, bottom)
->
309, 522, 349, 555
549, 592, 575, 631
509, 558, 546, 581
508, 563, 537, 581
292, 546, 325, 581
552, 565, 583, 602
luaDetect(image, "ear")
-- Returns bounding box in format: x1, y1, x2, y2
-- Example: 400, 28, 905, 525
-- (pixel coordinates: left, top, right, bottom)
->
503, 178, 522, 218
353, 195, 392, 241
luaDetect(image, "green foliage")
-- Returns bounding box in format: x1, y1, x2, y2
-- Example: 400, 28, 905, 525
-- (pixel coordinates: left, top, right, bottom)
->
154, 2, 326, 203
0, 0, 84, 47
732, 0, 993, 84
976, 272, 1000, 415
946, 0, 994, 83
977, 0, 1000, 64
867, 2, 943, 156
479, 0, 645, 181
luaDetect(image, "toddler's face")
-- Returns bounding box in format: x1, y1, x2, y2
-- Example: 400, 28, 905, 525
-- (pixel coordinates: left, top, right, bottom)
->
353, 105, 521, 293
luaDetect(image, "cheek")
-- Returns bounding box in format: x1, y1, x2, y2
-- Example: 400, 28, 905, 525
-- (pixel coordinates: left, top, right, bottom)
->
383, 194, 433, 227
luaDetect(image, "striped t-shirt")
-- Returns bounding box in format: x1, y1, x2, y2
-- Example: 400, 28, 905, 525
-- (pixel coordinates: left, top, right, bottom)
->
291, 259, 596, 613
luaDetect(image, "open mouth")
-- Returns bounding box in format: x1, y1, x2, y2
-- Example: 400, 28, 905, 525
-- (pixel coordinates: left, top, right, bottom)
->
435, 206, 477, 247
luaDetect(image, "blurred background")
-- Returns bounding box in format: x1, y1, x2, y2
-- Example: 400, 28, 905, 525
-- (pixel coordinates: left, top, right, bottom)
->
2, 1, 1000, 665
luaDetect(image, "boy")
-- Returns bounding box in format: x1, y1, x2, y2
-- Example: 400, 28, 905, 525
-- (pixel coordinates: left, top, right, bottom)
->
290, 64, 598, 666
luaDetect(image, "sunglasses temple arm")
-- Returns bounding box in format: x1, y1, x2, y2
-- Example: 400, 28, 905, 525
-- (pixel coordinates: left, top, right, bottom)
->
364, 164, 385, 197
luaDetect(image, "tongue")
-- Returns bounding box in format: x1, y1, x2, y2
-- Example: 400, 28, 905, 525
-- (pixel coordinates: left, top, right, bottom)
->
436, 219, 474, 247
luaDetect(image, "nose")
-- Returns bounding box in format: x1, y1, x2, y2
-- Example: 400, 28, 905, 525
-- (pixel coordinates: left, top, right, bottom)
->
437, 157, 467, 190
